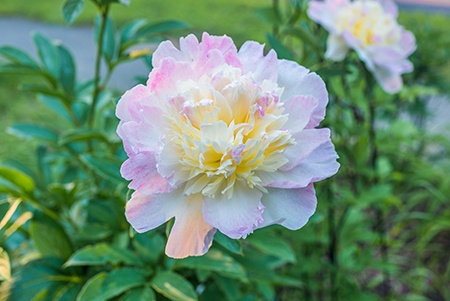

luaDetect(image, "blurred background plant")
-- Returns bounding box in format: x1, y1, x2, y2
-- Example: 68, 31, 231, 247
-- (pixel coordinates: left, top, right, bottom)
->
0, 0, 449, 300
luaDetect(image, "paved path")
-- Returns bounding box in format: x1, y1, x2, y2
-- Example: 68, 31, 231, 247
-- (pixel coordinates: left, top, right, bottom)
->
0, 12, 449, 134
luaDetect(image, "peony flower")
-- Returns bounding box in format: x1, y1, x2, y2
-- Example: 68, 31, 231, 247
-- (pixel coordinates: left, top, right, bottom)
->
116, 33, 339, 258
307, 0, 416, 94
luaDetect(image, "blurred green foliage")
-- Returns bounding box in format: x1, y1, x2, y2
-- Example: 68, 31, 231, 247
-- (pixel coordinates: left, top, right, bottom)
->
0, 0, 450, 301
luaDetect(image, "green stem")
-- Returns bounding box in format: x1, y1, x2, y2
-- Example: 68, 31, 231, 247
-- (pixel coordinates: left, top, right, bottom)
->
327, 185, 338, 301
88, 4, 110, 129
365, 70, 391, 299
272, 0, 281, 35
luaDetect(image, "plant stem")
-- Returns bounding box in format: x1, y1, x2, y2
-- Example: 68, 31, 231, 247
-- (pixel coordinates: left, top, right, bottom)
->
327, 184, 338, 301
366, 72, 391, 299
88, 4, 110, 129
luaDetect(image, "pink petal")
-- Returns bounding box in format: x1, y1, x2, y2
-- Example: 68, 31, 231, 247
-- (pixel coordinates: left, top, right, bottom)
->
277, 60, 328, 128
372, 66, 403, 94
179, 34, 201, 60
152, 40, 185, 68
125, 189, 182, 233
120, 151, 172, 194
115, 84, 151, 122
259, 140, 339, 188
307, 0, 348, 32
238, 41, 278, 83
117, 118, 161, 155
370, 46, 413, 74
281, 128, 331, 171
203, 182, 264, 239
258, 183, 317, 230
283, 95, 319, 133
399, 31, 416, 56
379, 0, 398, 18
147, 57, 193, 95
166, 194, 216, 258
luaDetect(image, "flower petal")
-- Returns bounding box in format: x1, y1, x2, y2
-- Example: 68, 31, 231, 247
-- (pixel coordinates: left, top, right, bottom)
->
166, 193, 216, 258
238, 41, 278, 83
203, 181, 264, 239
125, 189, 182, 233
116, 84, 151, 122
379, 0, 398, 18
278, 60, 328, 128
152, 40, 186, 68
281, 128, 331, 171
120, 151, 172, 194
258, 183, 317, 230
372, 66, 403, 94
283, 95, 319, 133
259, 140, 339, 188
325, 34, 349, 61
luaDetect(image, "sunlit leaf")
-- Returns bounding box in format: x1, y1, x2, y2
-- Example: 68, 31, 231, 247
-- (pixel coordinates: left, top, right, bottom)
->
151, 271, 197, 301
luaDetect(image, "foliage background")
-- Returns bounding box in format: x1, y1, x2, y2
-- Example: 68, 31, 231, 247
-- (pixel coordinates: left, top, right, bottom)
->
0, 0, 449, 300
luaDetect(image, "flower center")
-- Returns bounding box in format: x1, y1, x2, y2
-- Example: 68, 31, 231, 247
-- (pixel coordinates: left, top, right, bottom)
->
336, 1, 400, 47
161, 65, 294, 199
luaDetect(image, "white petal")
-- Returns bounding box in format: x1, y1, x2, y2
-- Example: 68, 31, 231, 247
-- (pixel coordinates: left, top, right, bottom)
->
203, 181, 264, 239
258, 184, 317, 230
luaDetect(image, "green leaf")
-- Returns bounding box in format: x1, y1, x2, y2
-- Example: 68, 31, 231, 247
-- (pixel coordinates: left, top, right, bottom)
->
0, 64, 44, 75
247, 231, 296, 263
33, 32, 60, 77
266, 33, 294, 60
7, 123, 59, 143
214, 231, 242, 255
64, 243, 141, 267
20, 83, 67, 100
285, 25, 320, 51
0, 166, 35, 194
59, 129, 108, 146
77, 268, 147, 301
30, 213, 73, 260
62, 0, 85, 24
81, 154, 123, 182
119, 19, 147, 45
9, 258, 68, 301
53, 283, 83, 301
151, 271, 197, 301
0, 46, 39, 68
72, 101, 90, 124
57, 44, 76, 96
174, 249, 247, 281
0, 248, 11, 281
38, 95, 72, 122
135, 21, 189, 39
132, 232, 165, 263
119, 285, 155, 301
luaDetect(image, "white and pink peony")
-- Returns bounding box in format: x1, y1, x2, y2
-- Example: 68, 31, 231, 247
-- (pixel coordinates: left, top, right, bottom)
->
116, 33, 339, 258
308, 0, 416, 94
